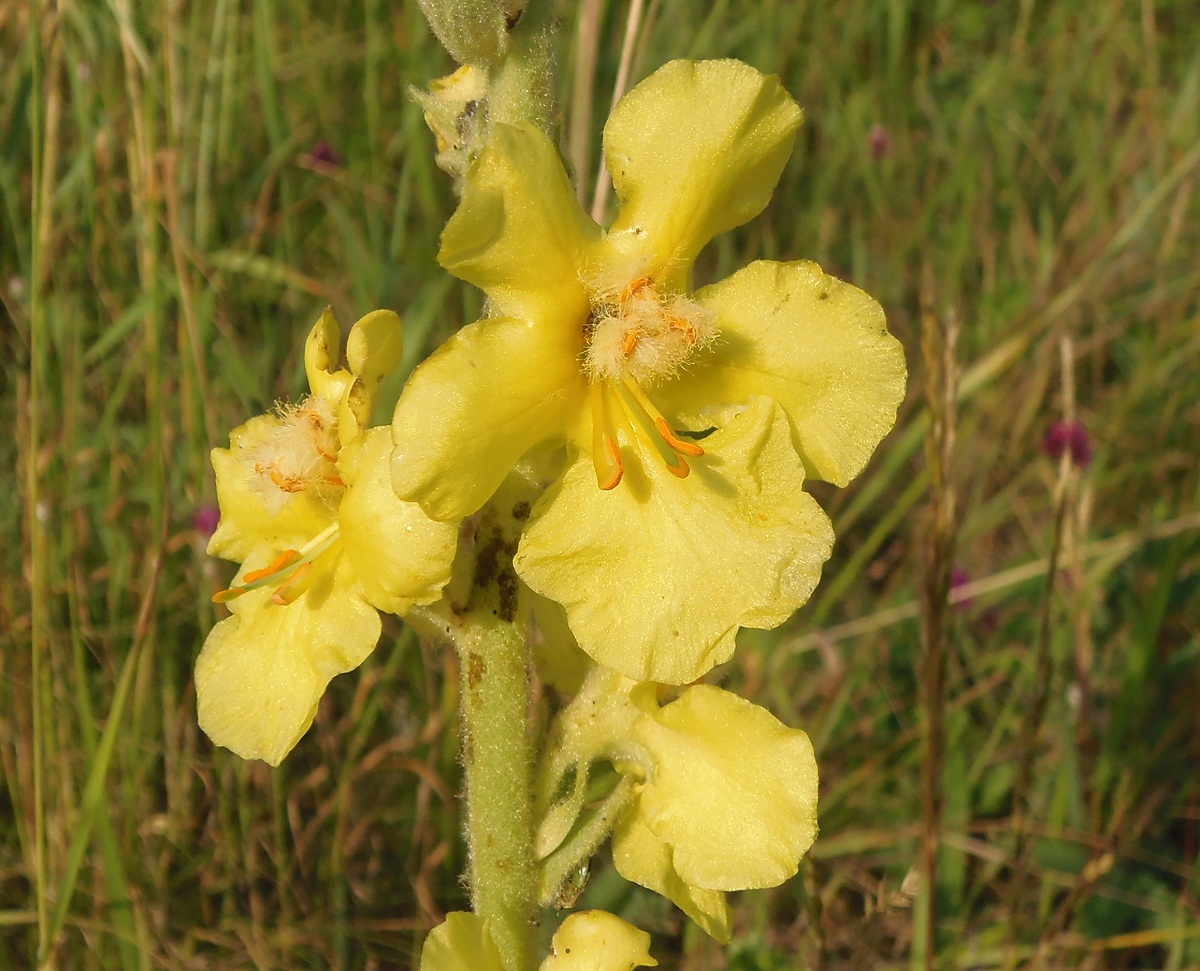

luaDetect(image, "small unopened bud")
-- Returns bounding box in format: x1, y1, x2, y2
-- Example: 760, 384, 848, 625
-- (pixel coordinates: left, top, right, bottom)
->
410, 66, 489, 183
418, 0, 514, 66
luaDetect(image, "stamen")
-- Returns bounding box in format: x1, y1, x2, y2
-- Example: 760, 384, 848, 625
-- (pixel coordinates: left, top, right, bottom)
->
244, 549, 301, 584
271, 562, 313, 605
619, 375, 704, 457
612, 379, 690, 479
590, 383, 624, 490
212, 522, 340, 604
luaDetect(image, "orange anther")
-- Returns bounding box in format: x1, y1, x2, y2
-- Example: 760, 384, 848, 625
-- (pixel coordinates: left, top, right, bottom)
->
667, 315, 698, 343
664, 455, 690, 479
269, 470, 306, 492
621, 328, 640, 356
243, 549, 301, 584
598, 436, 624, 490
621, 275, 652, 302
271, 562, 313, 605
654, 417, 704, 457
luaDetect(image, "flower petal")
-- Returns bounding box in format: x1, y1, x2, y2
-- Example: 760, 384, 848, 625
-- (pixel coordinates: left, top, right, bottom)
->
304, 307, 355, 410
539, 911, 658, 971
514, 397, 834, 684
603, 60, 802, 278
629, 683, 818, 891
665, 260, 907, 486
440, 123, 598, 322
207, 414, 334, 563
611, 811, 732, 943
340, 309, 405, 441
195, 553, 380, 765
420, 913, 505, 971
338, 427, 458, 615
391, 316, 587, 521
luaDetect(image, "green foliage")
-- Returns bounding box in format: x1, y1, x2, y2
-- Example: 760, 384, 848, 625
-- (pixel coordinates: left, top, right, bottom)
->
4, 0, 1199, 968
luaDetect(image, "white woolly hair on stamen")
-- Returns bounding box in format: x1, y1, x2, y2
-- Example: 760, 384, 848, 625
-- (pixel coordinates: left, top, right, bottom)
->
244, 395, 342, 508
579, 253, 653, 302
625, 294, 720, 387
582, 312, 631, 383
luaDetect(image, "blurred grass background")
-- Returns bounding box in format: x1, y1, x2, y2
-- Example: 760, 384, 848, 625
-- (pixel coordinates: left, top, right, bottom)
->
3, 0, 1199, 968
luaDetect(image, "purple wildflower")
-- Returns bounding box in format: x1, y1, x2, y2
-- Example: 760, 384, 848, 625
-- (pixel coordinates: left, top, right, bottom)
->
1043, 419, 1093, 468
950, 566, 974, 610
193, 504, 220, 538
308, 140, 342, 168
867, 124, 891, 162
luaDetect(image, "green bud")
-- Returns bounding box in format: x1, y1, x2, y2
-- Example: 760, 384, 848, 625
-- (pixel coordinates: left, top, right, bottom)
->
418, 0, 526, 66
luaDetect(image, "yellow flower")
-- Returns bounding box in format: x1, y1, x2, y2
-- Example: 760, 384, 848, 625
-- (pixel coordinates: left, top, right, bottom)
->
196, 309, 458, 766
392, 59, 905, 684
535, 670, 818, 943
539, 911, 657, 971
420, 913, 505, 971
419, 911, 655, 971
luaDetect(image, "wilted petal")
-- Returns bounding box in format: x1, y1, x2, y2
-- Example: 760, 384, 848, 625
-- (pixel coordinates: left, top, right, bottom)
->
515, 397, 833, 684
663, 260, 907, 486
392, 316, 587, 521
603, 60, 802, 279
338, 427, 457, 615
539, 911, 657, 971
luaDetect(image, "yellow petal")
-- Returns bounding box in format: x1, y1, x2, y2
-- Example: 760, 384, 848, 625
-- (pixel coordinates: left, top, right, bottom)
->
337, 427, 458, 615
628, 683, 819, 891
420, 913, 505, 971
195, 552, 381, 765
338, 309, 404, 441
539, 911, 657, 971
514, 397, 834, 684
440, 122, 598, 322
529, 592, 594, 697
604, 60, 802, 279
304, 307, 355, 410
611, 811, 732, 943
665, 260, 907, 486
207, 414, 334, 563
391, 316, 587, 521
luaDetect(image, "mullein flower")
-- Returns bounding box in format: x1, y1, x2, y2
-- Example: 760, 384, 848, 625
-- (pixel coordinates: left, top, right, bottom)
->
196, 309, 458, 766
420, 911, 655, 971
539, 911, 657, 970
536, 669, 819, 943
392, 59, 906, 684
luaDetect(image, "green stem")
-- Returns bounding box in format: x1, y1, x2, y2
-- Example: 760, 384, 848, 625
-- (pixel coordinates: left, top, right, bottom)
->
453, 608, 538, 971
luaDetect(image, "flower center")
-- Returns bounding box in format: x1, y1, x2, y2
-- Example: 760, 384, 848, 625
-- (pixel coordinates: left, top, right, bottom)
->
216, 395, 345, 606
246, 396, 345, 509
581, 269, 716, 490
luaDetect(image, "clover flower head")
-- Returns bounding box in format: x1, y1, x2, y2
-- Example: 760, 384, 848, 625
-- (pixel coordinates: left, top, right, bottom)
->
196, 309, 457, 765
1043, 418, 1092, 467
392, 59, 906, 684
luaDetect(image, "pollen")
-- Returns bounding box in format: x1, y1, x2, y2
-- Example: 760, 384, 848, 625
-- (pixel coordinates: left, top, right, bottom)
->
245, 395, 343, 510
581, 266, 717, 387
